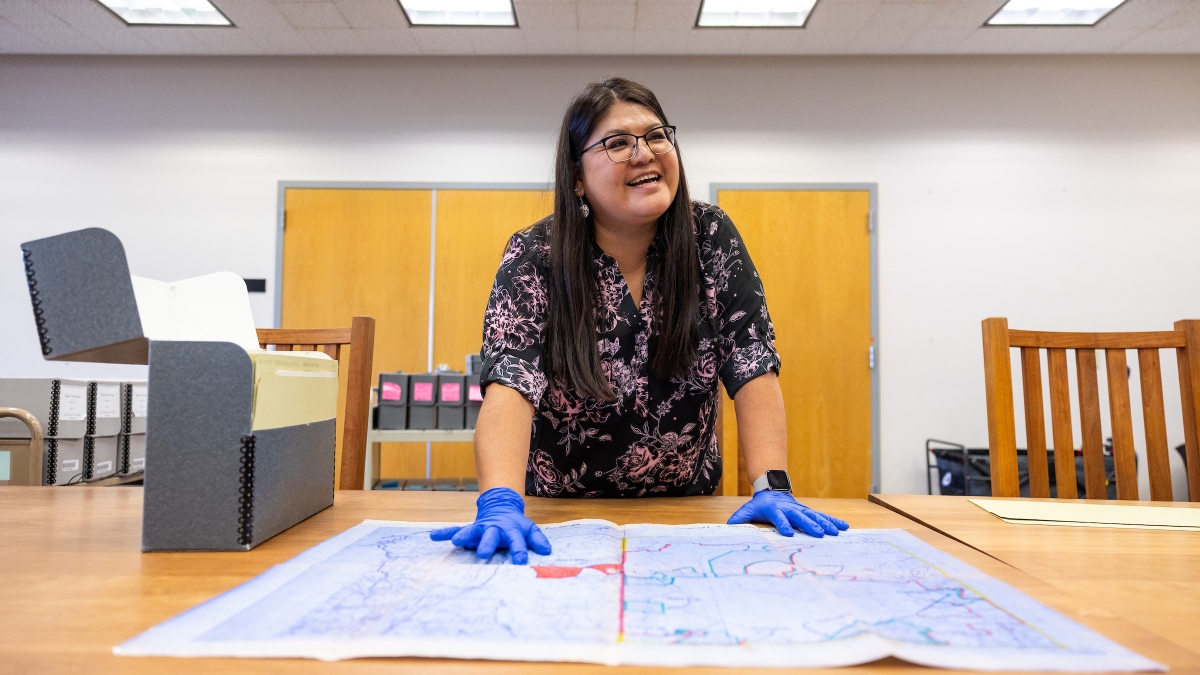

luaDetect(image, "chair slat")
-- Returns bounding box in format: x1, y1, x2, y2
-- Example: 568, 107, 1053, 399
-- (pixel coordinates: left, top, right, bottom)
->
1137, 349, 1173, 501
255, 327, 353, 346
1047, 348, 1077, 499
982, 318, 1020, 498
1104, 349, 1138, 500
294, 344, 316, 352
1176, 320, 1200, 502
274, 344, 293, 351
322, 344, 340, 359
1020, 348, 1050, 498
1009, 330, 1185, 349
1075, 349, 1107, 499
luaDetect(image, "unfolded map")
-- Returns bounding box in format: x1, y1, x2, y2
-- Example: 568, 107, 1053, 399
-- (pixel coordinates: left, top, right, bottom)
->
116, 521, 1163, 671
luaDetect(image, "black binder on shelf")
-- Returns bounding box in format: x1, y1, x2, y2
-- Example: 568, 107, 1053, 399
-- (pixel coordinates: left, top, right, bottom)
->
117, 381, 147, 475
83, 381, 121, 481
408, 373, 437, 430
20, 228, 335, 551
436, 373, 466, 430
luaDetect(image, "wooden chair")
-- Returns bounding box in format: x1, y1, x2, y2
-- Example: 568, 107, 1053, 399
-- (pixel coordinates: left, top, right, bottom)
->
256, 316, 376, 490
0, 408, 44, 486
982, 317, 1200, 501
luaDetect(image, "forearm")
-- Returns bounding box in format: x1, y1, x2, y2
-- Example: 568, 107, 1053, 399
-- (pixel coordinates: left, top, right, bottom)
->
732, 371, 788, 483
474, 383, 535, 493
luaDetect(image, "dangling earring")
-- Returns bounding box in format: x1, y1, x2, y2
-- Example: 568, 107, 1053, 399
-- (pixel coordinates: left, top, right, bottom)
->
578, 195, 590, 218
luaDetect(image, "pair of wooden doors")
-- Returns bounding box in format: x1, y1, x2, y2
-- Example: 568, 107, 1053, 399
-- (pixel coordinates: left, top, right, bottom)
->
280, 185, 874, 497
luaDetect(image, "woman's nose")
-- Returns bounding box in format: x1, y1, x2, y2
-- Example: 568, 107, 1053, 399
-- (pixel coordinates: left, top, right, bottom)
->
629, 139, 652, 165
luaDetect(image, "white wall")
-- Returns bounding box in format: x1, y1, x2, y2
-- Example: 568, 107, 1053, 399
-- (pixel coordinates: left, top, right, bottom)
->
2, 55, 1199, 495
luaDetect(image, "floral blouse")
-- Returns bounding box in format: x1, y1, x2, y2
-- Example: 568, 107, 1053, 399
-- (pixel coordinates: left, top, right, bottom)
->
480, 201, 781, 498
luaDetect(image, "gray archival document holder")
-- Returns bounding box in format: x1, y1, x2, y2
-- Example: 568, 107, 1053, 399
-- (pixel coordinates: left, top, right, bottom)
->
21, 227, 335, 551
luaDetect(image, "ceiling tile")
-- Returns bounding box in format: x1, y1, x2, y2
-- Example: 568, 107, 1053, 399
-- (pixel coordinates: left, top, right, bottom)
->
577, 28, 636, 52
865, 1, 937, 30
410, 26, 475, 53
901, 27, 976, 53
635, 1, 696, 30
630, 27, 691, 52
512, 2, 575, 29
923, 0, 1001, 30
791, 26, 857, 52
847, 27, 916, 52
687, 26, 745, 53
0, 0, 71, 28
0, 24, 52, 51
577, 1, 636, 31
333, 0, 406, 28
520, 27, 581, 52
467, 27, 526, 53
806, 0, 881, 31
276, 1, 349, 29
739, 29, 800, 54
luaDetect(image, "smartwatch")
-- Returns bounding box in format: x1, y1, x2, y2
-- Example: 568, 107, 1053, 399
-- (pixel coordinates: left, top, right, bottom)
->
751, 470, 792, 494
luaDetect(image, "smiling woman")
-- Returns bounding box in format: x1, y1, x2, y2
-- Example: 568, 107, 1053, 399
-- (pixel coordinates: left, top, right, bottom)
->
429, 77, 849, 564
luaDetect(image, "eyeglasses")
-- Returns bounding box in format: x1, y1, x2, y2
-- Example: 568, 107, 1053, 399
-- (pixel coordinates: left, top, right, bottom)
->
579, 125, 677, 163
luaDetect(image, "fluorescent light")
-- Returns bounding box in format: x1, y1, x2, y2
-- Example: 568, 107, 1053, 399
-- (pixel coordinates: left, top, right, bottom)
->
95, 0, 232, 25
696, 0, 819, 28
986, 0, 1126, 26
398, 0, 516, 26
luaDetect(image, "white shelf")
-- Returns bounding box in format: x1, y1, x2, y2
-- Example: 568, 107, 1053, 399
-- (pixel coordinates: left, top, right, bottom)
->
367, 429, 475, 443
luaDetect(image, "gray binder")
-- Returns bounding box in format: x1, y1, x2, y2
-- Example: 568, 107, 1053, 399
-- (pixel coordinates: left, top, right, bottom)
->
117, 381, 148, 474
0, 377, 89, 485
20, 228, 335, 551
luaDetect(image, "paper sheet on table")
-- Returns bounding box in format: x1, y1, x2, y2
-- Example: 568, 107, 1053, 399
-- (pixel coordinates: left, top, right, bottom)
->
115, 521, 1163, 672
970, 499, 1200, 531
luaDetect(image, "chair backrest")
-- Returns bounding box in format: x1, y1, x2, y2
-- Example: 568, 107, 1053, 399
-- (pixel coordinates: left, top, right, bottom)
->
0, 408, 44, 486
256, 315, 375, 490
982, 317, 1200, 501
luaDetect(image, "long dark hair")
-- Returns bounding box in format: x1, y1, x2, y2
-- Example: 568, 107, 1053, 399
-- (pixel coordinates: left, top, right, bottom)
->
545, 77, 700, 401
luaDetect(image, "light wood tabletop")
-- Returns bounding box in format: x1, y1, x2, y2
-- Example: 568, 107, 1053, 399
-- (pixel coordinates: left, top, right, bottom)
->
869, 495, 1200, 661
3, 487, 1196, 675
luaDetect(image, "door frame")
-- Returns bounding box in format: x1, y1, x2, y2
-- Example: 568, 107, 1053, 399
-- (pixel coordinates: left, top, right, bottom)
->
709, 183, 881, 493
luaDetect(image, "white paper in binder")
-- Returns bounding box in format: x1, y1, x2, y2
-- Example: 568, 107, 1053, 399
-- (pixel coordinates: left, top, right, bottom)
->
130, 272, 261, 353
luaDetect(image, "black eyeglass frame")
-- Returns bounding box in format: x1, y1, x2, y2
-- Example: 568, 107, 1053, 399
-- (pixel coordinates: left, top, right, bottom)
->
577, 125, 678, 163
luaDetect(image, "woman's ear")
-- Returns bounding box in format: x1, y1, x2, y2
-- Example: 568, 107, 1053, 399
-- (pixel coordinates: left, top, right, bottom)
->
574, 179, 584, 197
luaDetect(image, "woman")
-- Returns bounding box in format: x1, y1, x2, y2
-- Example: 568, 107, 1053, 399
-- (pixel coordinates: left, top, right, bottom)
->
432, 77, 848, 563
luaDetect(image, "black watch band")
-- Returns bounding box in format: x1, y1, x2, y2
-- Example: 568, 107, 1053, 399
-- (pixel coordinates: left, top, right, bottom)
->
752, 470, 792, 494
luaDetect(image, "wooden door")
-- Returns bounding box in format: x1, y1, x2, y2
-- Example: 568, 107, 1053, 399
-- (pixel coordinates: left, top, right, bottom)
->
430, 190, 554, 476
716, 190, 873, 498
282, 189, 432, 485
282, 187, 551, 482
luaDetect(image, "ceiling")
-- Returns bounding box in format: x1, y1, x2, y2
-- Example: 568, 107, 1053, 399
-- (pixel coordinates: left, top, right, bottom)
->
0, 0, 1197, 55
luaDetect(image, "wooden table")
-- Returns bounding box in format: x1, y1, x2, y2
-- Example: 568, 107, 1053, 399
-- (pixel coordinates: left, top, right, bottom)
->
2, 488, 1195, 675
870, 495, 1200, 661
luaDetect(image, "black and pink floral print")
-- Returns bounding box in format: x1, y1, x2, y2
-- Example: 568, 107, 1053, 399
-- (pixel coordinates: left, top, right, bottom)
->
479, 201, 780, 498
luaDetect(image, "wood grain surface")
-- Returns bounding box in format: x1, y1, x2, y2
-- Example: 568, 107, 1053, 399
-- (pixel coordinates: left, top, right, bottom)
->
2, 487, 1195, 674
716, 190, 873, 498
870, 494, 1200, 662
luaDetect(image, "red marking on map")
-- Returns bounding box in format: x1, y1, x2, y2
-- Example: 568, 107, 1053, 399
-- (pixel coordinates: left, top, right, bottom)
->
531, 564, 623, 579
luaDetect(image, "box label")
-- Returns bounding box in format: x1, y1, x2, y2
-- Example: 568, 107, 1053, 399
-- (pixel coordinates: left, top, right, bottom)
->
412, 382, 433, 402
468, 384, 483, 402
95, 461, 113, 474
132, 386, 148, 417
441, 382, 461, 402
61, 459, 80, 472
96, 384, 120, 418
59, 385, 87, 421
381, 381, 402, 402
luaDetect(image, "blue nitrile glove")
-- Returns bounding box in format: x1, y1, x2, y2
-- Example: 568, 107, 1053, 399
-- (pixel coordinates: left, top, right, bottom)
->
429, 487, 552, 564
728, 490, 850, 538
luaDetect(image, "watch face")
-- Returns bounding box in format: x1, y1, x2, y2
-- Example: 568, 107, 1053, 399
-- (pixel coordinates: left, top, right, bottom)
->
766, 470, 792, 492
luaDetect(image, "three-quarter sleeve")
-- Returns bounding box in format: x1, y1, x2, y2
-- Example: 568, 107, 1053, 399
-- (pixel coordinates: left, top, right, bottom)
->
479, 231, 550, 405
705, 210, 782, 398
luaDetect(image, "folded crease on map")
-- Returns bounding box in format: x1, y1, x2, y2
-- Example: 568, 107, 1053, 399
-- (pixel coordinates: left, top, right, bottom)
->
115, 520, 1165, 671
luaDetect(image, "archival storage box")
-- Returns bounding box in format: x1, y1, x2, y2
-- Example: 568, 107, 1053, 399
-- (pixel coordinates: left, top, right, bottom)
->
20, 228, 336, 551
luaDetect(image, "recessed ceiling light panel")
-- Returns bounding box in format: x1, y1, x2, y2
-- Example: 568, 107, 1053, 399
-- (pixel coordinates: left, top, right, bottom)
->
696, 0, 819, 28
95, 0, 232, 26
398, 0, 517, 26
986, 0, 1126, 26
